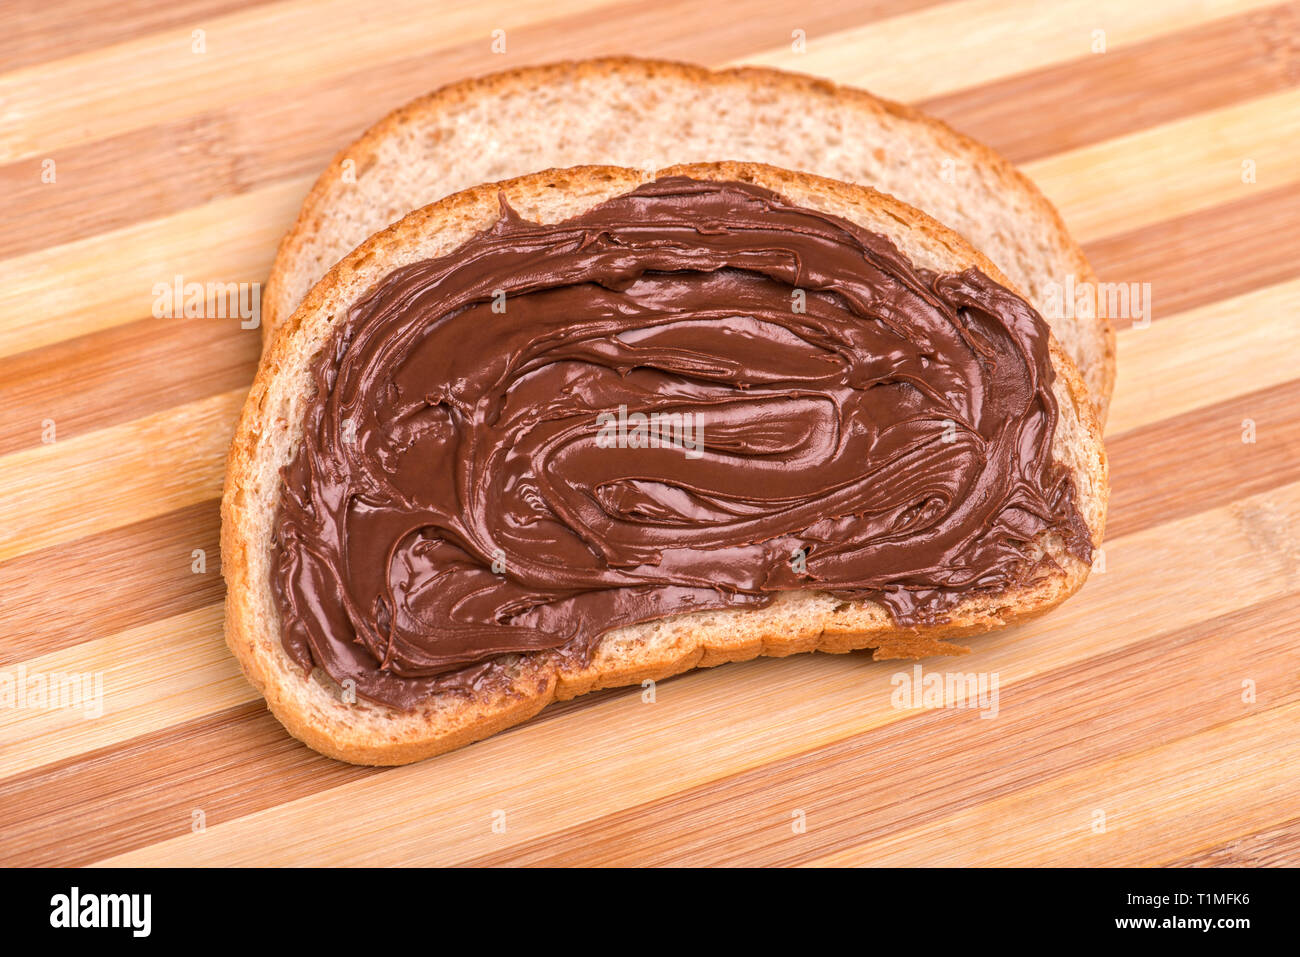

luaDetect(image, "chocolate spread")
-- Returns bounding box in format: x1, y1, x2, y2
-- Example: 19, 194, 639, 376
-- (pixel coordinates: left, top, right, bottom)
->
271, 177, 1092, 709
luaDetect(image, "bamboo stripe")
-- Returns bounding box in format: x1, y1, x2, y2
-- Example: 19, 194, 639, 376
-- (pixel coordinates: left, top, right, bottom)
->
1105, 377, 1300, 540
0, 390, 243, 564
0, 0, 273, 72
0, 315, 258, 457
0, 702, 376, 867
1170, 816, 1300, 866
0, 0, 932, 261
809, 703, 1300, 866
0, 0, 613, 164
0, 501, 223, 662
4, 3, 1290, 265
460, 591, 1300, 865
93, 480, 1300, 864
1085, 181, 1300, 322
916, 3, 1300, 164
6, 0, 1264, 168
1105, 279, 1300, 437
8, 586, 1293, 865
733, 0, 1275, 101
0, 183, 300, 357
0, 605, 249, 780
1025, 87, 1300, 242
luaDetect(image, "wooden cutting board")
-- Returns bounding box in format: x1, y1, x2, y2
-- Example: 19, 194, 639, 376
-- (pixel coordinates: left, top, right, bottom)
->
2, 0, 1298, 867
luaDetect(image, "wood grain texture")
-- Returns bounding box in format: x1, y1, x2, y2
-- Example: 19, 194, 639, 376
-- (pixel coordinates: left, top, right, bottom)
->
1, 0, 1297, 867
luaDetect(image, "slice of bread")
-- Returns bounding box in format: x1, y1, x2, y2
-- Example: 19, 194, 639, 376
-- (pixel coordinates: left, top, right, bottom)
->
224, 161, 1109, 765
260, 57, 1115, 423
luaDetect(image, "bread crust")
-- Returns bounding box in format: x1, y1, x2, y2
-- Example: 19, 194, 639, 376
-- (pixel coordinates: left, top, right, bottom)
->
224, 161, 1109, 765
259, 57, 1116, 422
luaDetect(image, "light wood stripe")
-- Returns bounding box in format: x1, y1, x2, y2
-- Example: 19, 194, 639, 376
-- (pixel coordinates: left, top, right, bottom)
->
0, 390, 243, 563
0, 605, 250, 780
809, 703, 1300, 866
0, 183, 299, 358
1025, 87, 1300, 242
0, 311, 258, 456
1106, 377, 1300, 540
0, 0, 930, 261
0, 702, 378, 867
9, 584, 1291, 866
916, 2, 1300, 164
6, 0, 1266, 168
1170, 815, 1300, 866
0, 0, 275, 72
4, 2, 1288, 263
0, 0, 614, 165
94, 480, 1300, 864
461, 591, 1300, 865
0, 501, 223, 663
734, 0, 1275, 101
1105, 279, 1300, 437
1085, 180, 1300, 322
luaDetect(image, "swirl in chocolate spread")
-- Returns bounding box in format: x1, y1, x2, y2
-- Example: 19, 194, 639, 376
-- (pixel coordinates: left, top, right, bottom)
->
271, 177, 1093, 709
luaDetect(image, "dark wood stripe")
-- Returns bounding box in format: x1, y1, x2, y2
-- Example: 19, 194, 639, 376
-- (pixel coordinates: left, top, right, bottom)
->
0, 0, 277, 72
1106, 378, 1300, 539
3, 587, 1294, 867
521, 0, 940, 62
918, 3, 1300, 165
462, 591, 1300, 866
0, 115, 265, 262
0, 0, 933, 260
0, 703, 379, 867
1168, 815, 1300, 866
0, 678, 653, 867
0, 313, 259, 456
0, 501, 223, 664
1084, 181, 1300, 325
